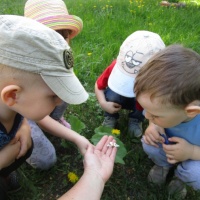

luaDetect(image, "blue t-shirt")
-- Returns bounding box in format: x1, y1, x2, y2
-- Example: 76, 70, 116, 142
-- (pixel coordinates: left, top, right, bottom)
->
0, 113, 23, 149
165, 115, 200, 146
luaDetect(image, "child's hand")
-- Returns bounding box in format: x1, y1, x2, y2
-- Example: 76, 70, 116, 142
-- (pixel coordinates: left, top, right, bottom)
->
101, 101, 121, 114
0, 141, 20, 169
163, 137, 194, 164
143, 122, 165, 147
76, 136, 93, 156
12, 118, 32, 159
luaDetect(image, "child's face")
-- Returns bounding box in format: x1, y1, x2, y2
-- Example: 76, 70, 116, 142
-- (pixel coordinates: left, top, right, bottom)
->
56, 29, 71, 44
137, 93, 190, 128
16, 77, 62, 121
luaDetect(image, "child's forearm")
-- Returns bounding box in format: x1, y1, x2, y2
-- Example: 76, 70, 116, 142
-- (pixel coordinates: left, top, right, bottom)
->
94, 82, 106, 105
37, 116, 83, 143
0, 142, 20, 170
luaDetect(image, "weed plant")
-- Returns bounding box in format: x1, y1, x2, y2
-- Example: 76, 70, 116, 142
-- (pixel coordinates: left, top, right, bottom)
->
0, 0, 200, 199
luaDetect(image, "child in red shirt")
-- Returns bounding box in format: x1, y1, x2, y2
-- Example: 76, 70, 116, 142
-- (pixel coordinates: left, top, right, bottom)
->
95, 31, 165, 137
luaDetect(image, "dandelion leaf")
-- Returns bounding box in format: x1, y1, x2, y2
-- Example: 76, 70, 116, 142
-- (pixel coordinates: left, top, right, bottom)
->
68, 115, 86, 133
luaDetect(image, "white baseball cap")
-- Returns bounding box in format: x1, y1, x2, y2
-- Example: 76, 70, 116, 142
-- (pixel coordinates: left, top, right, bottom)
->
0, 15, 88, 104
108, 31, 165, 97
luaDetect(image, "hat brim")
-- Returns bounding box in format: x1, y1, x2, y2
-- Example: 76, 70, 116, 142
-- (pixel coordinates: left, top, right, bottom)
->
41, 73, 88, 104
38, 15, 83, 39
108, 64, 135, 98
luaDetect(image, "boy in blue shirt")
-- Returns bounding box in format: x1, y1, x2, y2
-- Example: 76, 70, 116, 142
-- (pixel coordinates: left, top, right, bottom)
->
135, 45, 200, 198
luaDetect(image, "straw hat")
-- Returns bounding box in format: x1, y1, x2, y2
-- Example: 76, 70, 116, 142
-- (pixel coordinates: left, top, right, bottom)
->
24, 0, 83, 39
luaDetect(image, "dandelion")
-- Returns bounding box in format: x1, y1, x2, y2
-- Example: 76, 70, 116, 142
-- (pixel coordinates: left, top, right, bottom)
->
87, 52, 92, 56
68, 172, 79, 183
112, 129, 120, 135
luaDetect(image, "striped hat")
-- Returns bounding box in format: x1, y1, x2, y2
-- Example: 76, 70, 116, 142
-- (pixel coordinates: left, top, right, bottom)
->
24, 0, 83, 39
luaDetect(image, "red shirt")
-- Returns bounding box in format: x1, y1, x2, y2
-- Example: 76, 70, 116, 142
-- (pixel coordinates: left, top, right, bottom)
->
96, 60, 116, 90
96, 60, 143, 111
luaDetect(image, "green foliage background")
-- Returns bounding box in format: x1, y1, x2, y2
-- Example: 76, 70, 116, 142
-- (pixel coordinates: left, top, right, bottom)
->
0, 0, 200, 199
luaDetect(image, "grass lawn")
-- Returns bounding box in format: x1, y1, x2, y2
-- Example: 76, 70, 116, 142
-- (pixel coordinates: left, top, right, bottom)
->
1, 0, 200, 199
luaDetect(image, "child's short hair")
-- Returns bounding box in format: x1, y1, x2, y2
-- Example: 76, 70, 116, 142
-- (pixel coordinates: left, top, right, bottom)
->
134, 45, 200, 107
0, 15, 88, 105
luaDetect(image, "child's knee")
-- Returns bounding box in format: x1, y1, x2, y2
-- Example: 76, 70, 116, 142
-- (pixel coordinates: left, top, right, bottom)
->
142, 139, 158, 156
27, 150, 57, 170
176, 160, 200, 190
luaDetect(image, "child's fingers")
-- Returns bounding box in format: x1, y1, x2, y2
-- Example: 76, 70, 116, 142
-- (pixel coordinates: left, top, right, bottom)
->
16, 146, 26, 159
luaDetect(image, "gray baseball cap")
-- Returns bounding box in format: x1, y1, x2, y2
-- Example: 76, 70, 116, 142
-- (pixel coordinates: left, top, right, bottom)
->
0, 15, 88, 104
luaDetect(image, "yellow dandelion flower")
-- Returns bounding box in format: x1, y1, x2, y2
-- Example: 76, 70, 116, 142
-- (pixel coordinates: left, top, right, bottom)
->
68, 172, 79, 183
87, 52, 92, 56
112, 129, 120, 135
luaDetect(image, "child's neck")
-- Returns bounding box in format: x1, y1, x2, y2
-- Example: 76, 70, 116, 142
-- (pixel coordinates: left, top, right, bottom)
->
0, 103, 17, 133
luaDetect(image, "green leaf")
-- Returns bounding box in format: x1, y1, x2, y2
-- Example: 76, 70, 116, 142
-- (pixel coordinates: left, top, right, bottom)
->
94, 126, 113, 135
68, 115, 86, 133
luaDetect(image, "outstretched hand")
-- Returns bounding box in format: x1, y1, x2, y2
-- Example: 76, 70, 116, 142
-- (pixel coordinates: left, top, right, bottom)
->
58, 136, 117, 200
83, 135, 117, 183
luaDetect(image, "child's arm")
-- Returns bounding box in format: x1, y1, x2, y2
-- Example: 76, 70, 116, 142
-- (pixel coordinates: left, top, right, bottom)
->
163, 137, 200, 164
13, 118, 32, 159
0, 118, 31, 169
37, 116, 91, 155
143, 121, 165, 147
95, 82, 121, 114
0, 141, 20, 170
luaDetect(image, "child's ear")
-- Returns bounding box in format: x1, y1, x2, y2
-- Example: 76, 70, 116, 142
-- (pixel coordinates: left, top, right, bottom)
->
1, 85, 21, 107
185, 100, 200, 118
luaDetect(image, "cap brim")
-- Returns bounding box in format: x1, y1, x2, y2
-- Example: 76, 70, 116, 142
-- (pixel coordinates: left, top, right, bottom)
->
41, 73, 88, 105
108, 64, 135, 97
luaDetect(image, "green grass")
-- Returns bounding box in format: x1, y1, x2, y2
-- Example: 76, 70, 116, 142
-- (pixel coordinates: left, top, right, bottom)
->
1, 0, 200, 199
